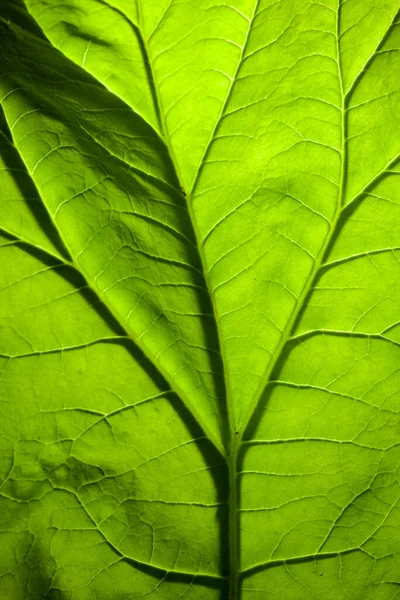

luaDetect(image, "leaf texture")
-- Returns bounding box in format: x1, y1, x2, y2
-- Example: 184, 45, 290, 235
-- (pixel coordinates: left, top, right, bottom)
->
0, 1, 400, 598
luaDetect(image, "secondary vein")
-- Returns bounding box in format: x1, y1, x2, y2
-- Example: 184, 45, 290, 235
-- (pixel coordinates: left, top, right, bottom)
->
237, 0, 348, 444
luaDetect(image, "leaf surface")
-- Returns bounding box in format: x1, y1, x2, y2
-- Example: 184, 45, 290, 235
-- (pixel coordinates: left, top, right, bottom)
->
0, 1, 400, 598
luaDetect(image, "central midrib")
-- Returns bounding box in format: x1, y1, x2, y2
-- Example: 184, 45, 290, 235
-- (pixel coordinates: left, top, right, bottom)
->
131, 2, 349, 598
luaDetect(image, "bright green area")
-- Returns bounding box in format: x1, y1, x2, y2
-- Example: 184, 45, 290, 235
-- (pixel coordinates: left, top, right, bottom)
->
0, 0, 400, 598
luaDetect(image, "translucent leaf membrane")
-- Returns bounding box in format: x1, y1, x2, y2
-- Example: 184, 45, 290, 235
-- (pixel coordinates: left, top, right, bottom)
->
0, 22, 226, 450
0, 240, 226, 597
0, 1, 399, 598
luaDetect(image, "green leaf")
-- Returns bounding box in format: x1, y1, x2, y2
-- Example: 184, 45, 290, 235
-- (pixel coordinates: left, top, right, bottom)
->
0, 1, 399, 598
